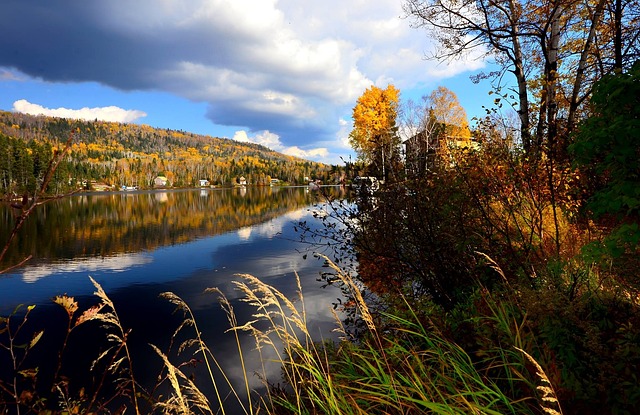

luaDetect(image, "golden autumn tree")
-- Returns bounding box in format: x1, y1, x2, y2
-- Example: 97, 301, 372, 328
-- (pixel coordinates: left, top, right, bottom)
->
427, 86, 471, 142
349, 84, 401, 180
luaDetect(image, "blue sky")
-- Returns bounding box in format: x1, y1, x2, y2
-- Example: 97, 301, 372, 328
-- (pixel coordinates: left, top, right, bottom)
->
0, 0, 496, 164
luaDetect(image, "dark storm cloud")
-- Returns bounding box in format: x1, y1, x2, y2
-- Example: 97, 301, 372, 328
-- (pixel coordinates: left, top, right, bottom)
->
0, 0, 484, 160
0, 0, 250, 89
1, 1, 156, 88
0, 0, 355, 147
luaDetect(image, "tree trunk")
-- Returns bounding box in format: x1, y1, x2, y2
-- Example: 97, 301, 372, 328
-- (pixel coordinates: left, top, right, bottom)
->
567, 0, 606, 133
508, 0, 532, 151
614, 0, 623, 70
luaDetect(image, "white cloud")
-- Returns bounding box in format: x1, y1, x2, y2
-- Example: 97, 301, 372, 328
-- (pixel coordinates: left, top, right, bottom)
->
12, 99, 147, 123
336, 118, 353, 150
283, 146, 329, 160
232, 130, 282, 148
92, 0, 482, 137
22, 253, 153, 283
232, 129, 330, 161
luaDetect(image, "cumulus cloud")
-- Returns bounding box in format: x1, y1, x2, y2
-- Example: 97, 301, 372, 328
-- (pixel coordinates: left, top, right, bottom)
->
232, 129, 330, 162
12, 99, 147, 123
0, 0, 487, 163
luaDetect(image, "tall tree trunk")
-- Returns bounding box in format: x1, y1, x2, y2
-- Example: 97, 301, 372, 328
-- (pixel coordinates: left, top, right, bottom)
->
547, 3, 561, 154
508, 0, 533, 151
545, 1, 563, 256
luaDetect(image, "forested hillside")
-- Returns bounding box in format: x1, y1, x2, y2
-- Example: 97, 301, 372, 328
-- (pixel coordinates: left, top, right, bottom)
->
0, 111, 338, 194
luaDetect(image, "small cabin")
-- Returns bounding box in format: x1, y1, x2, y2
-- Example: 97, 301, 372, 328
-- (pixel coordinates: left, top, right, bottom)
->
199, 179, 210, 187
154, 176, 168, 187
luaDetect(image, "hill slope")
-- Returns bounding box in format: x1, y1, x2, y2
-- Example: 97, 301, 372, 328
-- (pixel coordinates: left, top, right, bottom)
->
0, 111, 338, 193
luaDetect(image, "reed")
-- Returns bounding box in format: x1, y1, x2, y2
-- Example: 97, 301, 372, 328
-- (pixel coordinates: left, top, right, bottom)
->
0, 304, 43, 415
152, 254, 559, 415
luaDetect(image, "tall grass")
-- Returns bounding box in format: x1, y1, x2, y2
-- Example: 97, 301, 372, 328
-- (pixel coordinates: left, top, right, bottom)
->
153, 254, 561, 415
1, 256, 562, 414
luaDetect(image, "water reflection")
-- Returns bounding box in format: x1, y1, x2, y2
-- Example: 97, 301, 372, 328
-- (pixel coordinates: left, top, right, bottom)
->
0, 186, 329, 270
21, 252, 154, 283
0, 186, 347, 413
0, 187, 346, 313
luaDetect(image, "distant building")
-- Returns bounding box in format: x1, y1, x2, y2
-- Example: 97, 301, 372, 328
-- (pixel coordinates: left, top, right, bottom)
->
404, 130, 441, 175
154, 175, 168, 187
270, 178, 280, 185
238, 176, 247, 186
404, 129, 478, 175
199, 179, 210, 187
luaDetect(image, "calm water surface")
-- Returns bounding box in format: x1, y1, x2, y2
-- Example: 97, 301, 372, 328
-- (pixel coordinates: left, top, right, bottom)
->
0, 186, 348, 412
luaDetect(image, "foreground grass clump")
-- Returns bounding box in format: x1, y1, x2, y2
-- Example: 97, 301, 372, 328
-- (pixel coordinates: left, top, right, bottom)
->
177, 256, 560, 415
140, 257, 546, 415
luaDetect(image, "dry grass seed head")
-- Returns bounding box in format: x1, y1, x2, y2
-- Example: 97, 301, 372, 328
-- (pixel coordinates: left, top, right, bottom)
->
160, 292, 190, 311
318, 255, 376, 332
91, 348, 115, 371
515, 347, 563, 415
237, 274, 300, 321
53, 295, 79, 318
75, 304, 106, 327
151, 344, 212, 415
108, 356, 126, 374
90, 276, 115, 309
233, 276, 309, 339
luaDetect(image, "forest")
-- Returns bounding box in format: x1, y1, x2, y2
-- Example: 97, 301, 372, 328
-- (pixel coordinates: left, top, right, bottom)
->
0, 111, 339, 195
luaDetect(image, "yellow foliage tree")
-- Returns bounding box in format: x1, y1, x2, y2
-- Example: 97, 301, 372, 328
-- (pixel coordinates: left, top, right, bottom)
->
349, 84, 401, 180
427, 86, 471, 141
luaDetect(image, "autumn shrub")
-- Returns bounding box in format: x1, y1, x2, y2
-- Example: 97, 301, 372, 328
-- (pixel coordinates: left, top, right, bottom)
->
347, 171, 483, 309
432, 253, 640, 415
341, 125, 640, 413
521, 261, 640, 414
347, 138, 585, 310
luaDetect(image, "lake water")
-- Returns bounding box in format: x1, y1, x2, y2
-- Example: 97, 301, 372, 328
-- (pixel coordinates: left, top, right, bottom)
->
0, 186, 349, 413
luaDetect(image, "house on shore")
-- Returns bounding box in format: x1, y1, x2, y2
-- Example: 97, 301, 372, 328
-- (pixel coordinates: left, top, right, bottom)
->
404, 130, 478, 175
154, 175, 168, 187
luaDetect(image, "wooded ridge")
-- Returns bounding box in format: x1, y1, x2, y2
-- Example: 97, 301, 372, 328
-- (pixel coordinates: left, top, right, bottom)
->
0, 111, 337, 194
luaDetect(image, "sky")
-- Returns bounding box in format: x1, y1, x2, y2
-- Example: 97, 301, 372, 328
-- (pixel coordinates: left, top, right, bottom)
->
0, 0, 496, 165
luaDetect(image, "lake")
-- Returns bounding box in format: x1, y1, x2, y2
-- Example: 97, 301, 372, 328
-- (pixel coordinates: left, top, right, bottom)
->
0, 186, 350, 413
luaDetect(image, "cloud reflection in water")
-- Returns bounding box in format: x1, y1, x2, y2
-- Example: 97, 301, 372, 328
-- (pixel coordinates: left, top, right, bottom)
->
21, 253, 154, 283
